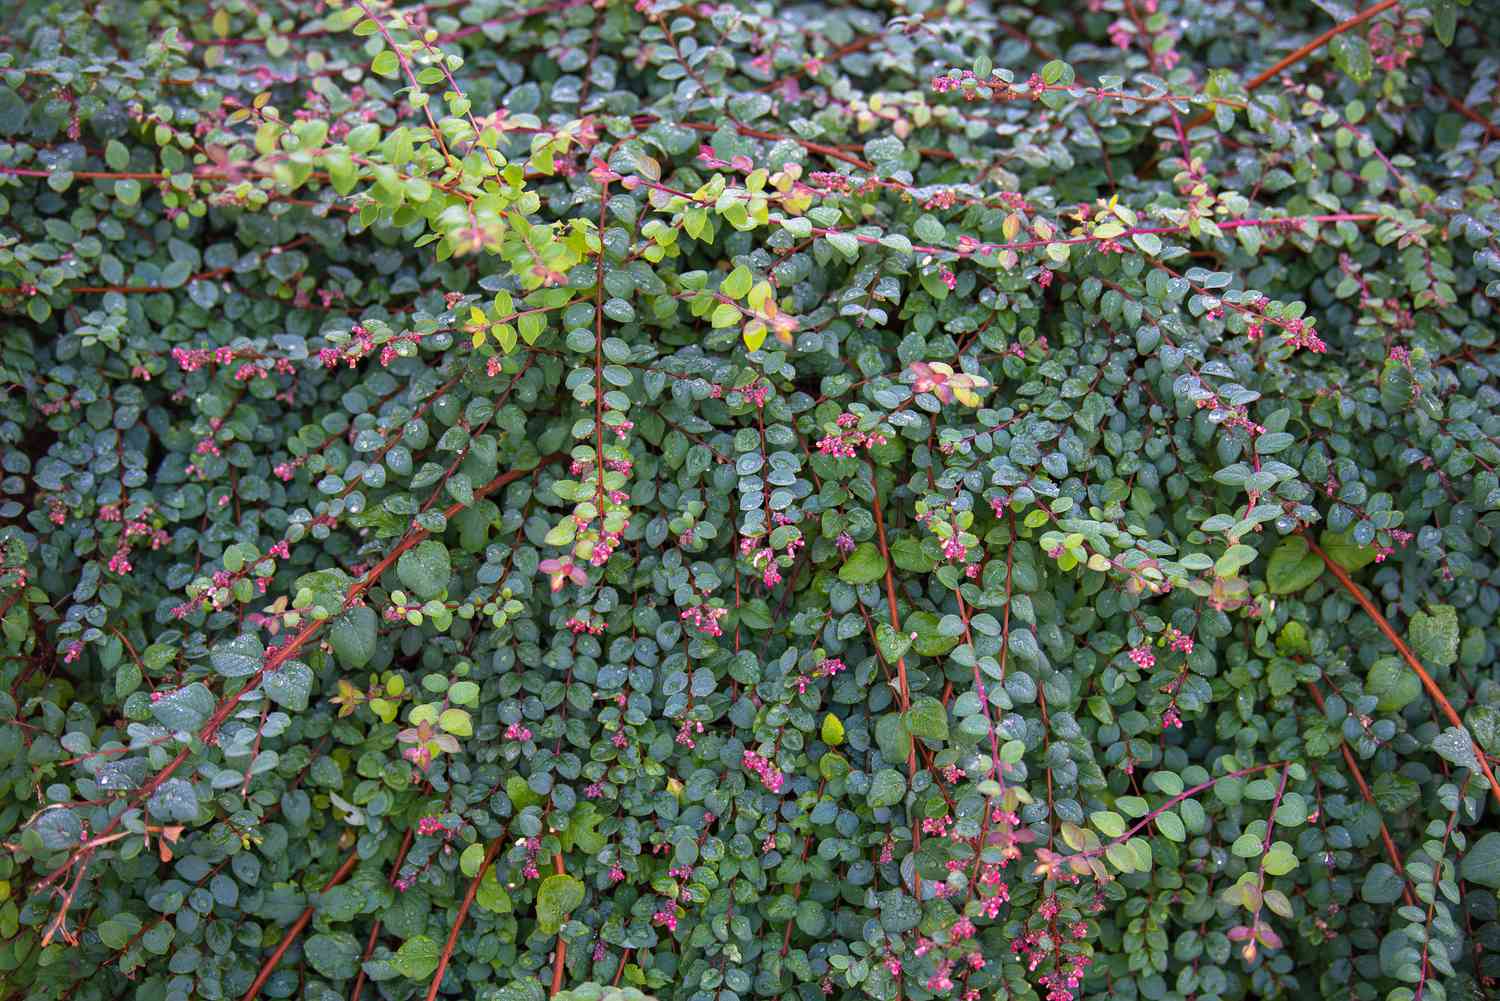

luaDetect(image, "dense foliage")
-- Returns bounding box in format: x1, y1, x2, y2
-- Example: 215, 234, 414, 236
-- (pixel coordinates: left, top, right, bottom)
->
2, 0, 1500, 1000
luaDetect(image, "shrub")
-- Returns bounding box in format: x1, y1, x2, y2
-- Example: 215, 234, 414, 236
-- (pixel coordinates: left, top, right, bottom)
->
0, 1, 1498, 1000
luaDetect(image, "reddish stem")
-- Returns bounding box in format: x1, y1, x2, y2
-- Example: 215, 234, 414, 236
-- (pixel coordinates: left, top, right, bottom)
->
550, 854, 569, 996
1304, 683, 1417, 907
1188, 0, 1399, 127
424, 838, 505, 1001
1305, 533, 1500, 807
240, 847, 361, 1001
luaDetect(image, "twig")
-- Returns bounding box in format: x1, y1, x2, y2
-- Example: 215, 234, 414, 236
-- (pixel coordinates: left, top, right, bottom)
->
240, 847, 361, 1001
1304, 682, 1417, 907
424, 838, 504, 1001
1431, 82, 1500, 140
550, 853, 568, 996
867, 462, 920, 894
1188, 0, 1399, 128
1305, 533, 1500, 807
33, 457, 562, 904
348, 827, 415, 1001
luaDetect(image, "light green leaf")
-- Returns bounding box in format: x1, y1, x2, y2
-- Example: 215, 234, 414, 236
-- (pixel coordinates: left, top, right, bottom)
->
1090, 811, 1126, 838
904, 695, 948, 741
867, 768, 906, 808
821, 713, 844, 746
1409, 605, 1459, 669
397, 540, 451, 599
839, 543, 886, 585
393, 936, 441, 980
536, 874, 585, 934
1266, 536, 1324, 594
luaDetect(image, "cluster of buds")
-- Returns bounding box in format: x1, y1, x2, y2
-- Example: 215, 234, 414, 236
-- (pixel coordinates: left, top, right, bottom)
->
816, 412, 888, 457
680, 602, 727, 637
566, 615, 606, 635
652, 901, 679, 932
929, 69, 1046, 102
789, 656, 846, 695
317, 324, 427, 369
741, 531, 799, 589
1373, 528, 1414, 564
106, 512, 173, 575
742, 749, 785, 793
171, 345, 240, 372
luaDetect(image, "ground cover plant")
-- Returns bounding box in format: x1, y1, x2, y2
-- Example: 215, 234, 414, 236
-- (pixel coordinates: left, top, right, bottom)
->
1, 0, 1499, 999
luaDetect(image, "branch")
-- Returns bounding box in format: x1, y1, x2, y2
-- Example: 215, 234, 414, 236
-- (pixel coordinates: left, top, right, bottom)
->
550, 853, 568, 996
424, 837, 505, 1001
349, 826, 416, 1001
1188, 0, 1399, 128
1431, 82, 1500, 140
867, 463, 920, 894
1304, 682, 1417, 907
1306, 534, 1500, 808
35, 456, 562, 899
1244, 0, 1399, 93
240, 846, 361, 1001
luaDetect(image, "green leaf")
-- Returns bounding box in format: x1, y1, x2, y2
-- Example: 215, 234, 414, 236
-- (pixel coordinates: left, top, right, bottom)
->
1319, 529, 1376, 573
1131, 232, 1162, 255
875, 622, 912, 664
210, 633, 264, 677
1366, 657, 1421, 712
1263, 842, 1298, 876
1467, 705, 1500, 754
329, 606, 377, 669
449, 680, 480, 706
264, 661, 314, 711
1155, 811, 1185, 842
536, 874, 585, 934
1361, 863, 1406, 904
1461, 831, 1500, 888
397, 540, 451, 599
722, 265, 752, 300
904, 695, 948, 741
821, 713, 844, 746
393, 935, 441, 979
1265, 536, 1324, 594
824, 231, 859, 260
1433, 0, 1456, 46
371, 50, 400, 79
710, 302, 739, 328
460, 842, 486, 877
152, 683, 215, 732
1431, 726, 1478, 771
867, 768, 906, 808
1090, 811, 1126, 838
439, 708, 473, 736
839, 543, 886, 585
1409, 605, 1458, 669
105, 140, 130, 171
305, 932, 361, 979
874, 713, 911, 764
477, 867, 513, 913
